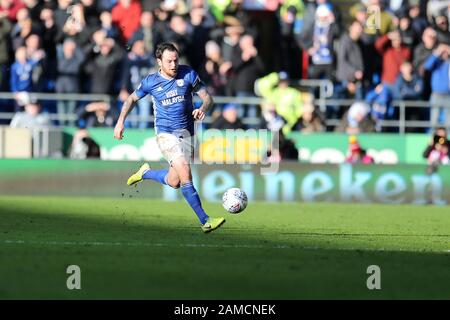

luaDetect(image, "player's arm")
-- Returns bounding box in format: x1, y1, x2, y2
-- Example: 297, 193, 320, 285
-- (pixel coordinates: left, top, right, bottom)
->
114, 91, 140, 140
192, 88, 214, 121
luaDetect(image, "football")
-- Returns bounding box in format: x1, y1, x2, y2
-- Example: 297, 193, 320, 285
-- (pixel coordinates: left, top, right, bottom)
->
222, 188, 248, 214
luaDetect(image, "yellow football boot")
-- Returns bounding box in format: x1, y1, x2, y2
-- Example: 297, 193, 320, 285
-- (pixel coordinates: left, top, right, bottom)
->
201, 217, 226, 233
127, 163, 150, 186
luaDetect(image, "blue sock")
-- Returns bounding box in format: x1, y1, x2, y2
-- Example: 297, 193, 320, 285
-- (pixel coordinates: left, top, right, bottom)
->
181, 182, 209, 225
142, 169, 168, 185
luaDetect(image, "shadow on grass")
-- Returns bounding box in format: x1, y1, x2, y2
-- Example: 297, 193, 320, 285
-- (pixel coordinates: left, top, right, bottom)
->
0, 197, 449, 300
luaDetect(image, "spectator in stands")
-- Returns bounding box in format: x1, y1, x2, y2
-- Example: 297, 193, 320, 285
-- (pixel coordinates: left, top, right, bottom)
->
423, 127, 450, 163
230, 33, 264, 120
301, 0, 318, 36
386, 0, 408, 15
219, 20, 244, 63
56, 2, 91, 49
22, 0, 42, 23
364, 82, 393, 129
152, 5, 170, 44
69, 123, 101, 159
345, 135, 374, 164
0, 11, 11, 89
11, 7, 41, 50
210, 103, 245, 129
351, 0, 395, 86
427, 0, 450, 25
426, 134, 450, 173
87, 28, 107, 54
392, 60, 424, 131
160, 0, 188, 15
277, 0, 304, 79
266, 130, 299, 163
255, 71, 303, 135
303, 3, 339, 80
368, 30, 411, 123
165, 14, 192, 65
398, 12, 419, 50
335, 101, 376, 134
224, 0, 258, 38
10, 46, 40, 105
25, 34, 46, 90
408, 0, 429, 38
10, 95, 50, 128
84, 37, 124, 94
98, 0, 118, 11
54, 0, 71, 31
434, 13, 450, 44
128, 11, 160, 54
187, 4, 212, 72
189, 0, 216, 29
352, 0, 395, 36
200, 40, 231, 98
393, 61, 423, 100
336, 20, 364, 100
76, 101, 118, 127
293, 94, 325, 133
80, 0, 100, 29
111, 0, 142, 42
56, 38, 86, 126
375, 30, 412, 86
424, 43, 450, 128
260, 102, 286, 132
39, 7, 57, 69
119, 39, 154, 129
413, 27, 437, 99
0, 0, 25, 22
99, 10, 120, 41
2, 0, 449, 137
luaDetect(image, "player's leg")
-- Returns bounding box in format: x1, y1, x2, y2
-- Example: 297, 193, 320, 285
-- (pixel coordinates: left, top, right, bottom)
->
127, 133, 180, 187
171, 156, 225, 233
127, 163, 181, 188
165, 166, 180, 188
170, 156, 208, 224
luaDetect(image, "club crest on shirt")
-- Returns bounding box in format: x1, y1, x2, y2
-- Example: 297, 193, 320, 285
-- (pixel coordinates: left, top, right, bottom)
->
176, 79, 184, 87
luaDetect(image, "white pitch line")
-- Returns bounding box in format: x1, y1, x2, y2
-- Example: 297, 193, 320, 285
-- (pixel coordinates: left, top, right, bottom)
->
2, 239, 288, 249
2, 239, 448, 253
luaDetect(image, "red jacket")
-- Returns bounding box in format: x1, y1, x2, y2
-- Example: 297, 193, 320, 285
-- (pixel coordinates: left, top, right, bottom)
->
0, 0, 25, 22
111, 1, 142, 41
375, 35, 411, 85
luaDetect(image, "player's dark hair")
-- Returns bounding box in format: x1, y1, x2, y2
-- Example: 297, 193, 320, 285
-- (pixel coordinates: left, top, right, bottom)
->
155, 42, 179, 60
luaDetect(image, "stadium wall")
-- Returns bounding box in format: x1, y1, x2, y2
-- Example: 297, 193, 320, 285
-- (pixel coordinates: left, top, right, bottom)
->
0, 159, 448, 205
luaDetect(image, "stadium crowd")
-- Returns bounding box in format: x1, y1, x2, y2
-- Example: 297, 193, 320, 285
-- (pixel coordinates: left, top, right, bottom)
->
0, 0, 449, 134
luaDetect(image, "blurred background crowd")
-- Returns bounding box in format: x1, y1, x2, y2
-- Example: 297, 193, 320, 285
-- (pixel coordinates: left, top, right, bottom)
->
0, 0, 449, 135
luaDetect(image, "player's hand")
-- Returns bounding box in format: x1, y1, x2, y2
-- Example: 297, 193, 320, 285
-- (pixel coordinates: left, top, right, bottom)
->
114, 122, 124, 140
192, 108, 206, 121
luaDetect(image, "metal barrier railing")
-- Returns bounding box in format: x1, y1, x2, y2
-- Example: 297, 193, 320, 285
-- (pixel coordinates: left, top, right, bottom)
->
0, 91, 448, 133
0, 92, 111, 102
318, 98, 450, 133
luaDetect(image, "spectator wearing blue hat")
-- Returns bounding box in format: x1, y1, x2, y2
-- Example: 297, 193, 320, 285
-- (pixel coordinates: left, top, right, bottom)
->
210, 103, 245, 130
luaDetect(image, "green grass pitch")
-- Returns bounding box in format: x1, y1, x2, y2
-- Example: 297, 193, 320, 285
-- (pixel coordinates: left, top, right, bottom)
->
0, 196, 449, 299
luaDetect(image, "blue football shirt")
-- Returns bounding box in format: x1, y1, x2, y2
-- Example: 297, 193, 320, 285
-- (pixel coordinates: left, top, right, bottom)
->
135, 65, 204, 136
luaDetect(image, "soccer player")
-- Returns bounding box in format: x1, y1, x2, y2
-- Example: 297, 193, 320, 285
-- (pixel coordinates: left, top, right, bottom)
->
113, 42, 225, 233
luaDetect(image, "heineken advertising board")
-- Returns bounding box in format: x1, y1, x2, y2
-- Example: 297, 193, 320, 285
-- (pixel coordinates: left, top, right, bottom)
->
1, 160, 448, 205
